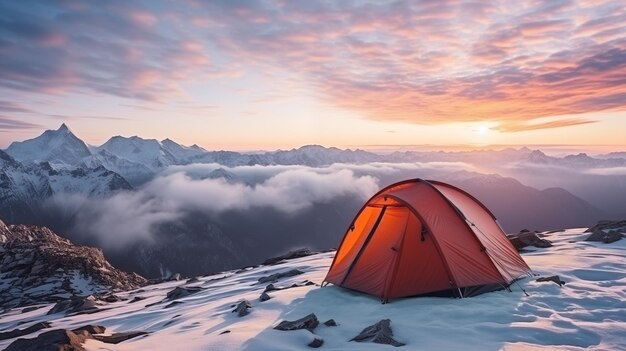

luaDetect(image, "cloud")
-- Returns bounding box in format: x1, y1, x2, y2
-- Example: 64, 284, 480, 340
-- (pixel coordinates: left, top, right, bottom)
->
0, 116, 41, 131
494, 118, 597, 132
49, 166, 378, 249
1, 0, 625, 129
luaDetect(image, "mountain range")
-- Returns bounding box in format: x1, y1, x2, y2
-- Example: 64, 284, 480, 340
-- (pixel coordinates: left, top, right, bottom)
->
0, 124, 622, 278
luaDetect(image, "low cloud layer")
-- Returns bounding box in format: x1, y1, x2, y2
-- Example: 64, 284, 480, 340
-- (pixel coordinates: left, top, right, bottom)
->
48, 167, 379, 249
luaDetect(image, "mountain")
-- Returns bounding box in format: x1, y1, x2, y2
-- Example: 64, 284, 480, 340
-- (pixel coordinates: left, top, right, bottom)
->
0, 227, 624, 350
97, 136, 178, 171
161, 138, 207, 163
0, 219, 146, 309
0, 150, 131, 224
5, 124, 91, 166
266, 145, 380, 166
81, 149, 155, 186
523, 150, 626, 168
441, 171, 605, 232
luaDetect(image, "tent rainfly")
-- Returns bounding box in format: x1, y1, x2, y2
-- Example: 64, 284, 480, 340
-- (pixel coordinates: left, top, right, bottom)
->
324, 179, 532, 301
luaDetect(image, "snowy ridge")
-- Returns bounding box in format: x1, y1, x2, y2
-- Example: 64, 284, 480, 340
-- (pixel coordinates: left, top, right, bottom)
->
0, 229, 624, 350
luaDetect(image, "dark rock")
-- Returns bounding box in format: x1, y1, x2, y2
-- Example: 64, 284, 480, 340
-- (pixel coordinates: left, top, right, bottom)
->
264, 280, 314, 293
586, 220, 626, 233
168, 273, 182, 281
47, 295, 99, 315
508, 231, 552, 251
351, 319, 405, 347
101, 294, 125, 303
165, 286, 203, 301
73, 325, 106, 335
93, 331, 148, 344
585, 229, 624, 243
308, 338, 324, 348
274, 313, 319, 331
4, 329, 91, 351
22, 306, 44, 313
129, 296, 146, 304
258, 269, 304, 283
259, 292, 271, 302
186, 277, 201, 284
323, 319, 337, 327
536, 275, 566, 287
0, 322, 51, 341
164, 301, 184, 309
232, 299, 252, 317
262, 248, 315, 265
219, 330, 231, 335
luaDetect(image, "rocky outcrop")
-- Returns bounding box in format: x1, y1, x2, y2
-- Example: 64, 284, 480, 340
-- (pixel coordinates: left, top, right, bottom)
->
232, 299, 252, 317
0, 220, 146, 309
258, 269, 304, 283
507, 229, 552, 251
262, 248, 316, 265
586, 219, 626, 233
4, 324, 147, 351
274, 313, 319, 331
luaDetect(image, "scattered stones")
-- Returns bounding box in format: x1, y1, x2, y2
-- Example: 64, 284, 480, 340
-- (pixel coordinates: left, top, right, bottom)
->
232, 299, 252, 317
0, 322, 51, 341
258, 269, 305, 283
274, 313, 319, 331
351, 319, 405, 347
262, 248, 316, 265
585, 229, 624, 243
264, 280, 315, 293
508, 230, 552, 251
259, 292, 271, 302
323, 319, 337, 327
4, 325, 147, 351
47, 295, 99, 315
536, 275, 566, 287
165, 286, 203, 301
308, 338, 324, 348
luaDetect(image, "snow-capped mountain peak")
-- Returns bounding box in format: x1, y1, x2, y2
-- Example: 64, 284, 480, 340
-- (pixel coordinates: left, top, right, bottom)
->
5, 124, 92, 166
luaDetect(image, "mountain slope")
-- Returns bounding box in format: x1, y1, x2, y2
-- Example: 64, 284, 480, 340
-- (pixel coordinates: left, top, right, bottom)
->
5, 124, 91, 166
97, 136, 178, 171
0, 228, 623, 350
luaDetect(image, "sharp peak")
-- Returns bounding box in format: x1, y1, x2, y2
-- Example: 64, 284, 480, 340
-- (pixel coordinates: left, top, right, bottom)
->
58, 123, 69, 131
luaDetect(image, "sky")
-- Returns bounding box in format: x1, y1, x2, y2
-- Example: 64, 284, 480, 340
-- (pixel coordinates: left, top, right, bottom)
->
0, 0, 625, 151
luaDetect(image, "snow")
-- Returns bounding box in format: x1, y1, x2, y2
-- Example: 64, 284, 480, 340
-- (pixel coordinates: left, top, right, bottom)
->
0, 228, 625, 350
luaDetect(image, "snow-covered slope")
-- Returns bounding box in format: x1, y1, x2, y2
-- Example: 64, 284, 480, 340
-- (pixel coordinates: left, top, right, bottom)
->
1, 229, 624, 350
161, 138, 207, 163
5, 124, 91, 166
81, 149, 155, 186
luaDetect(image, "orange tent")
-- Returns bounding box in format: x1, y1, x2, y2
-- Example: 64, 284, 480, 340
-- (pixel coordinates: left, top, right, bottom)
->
324, 179, 532, 301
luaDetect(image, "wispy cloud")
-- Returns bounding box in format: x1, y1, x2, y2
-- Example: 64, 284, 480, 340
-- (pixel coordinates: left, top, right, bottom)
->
0, 0, 625, 131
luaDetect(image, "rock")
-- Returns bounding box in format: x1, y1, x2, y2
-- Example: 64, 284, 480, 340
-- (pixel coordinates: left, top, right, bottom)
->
351, 319, 405, 347
259, 292, 271, 302
274, 313, 319, 331
0, 321, 51, 341
93, 331, 148, 344
186, 277, 201, 284
262, 248, 315, 265
22, 305, 44, 313
100, 294, 125, 303
308, 338, 324, 348
586, 219, 626, 233
585, 229, 624, 243
129, 296, 146, 304
165, 286, 203, 301
4, 325, 147, 351
168, 273, 182, 281
47, 295, 99, 315
0, 220, 147, 310
536, 275, 566, 287
4, 329, 91, 351
232, 299, 252, 317
258, 269, 304, 283
164, 301, 184, 309
219, 330, 231, 335
264, 280, 314, 293
507, 231, 552, 251
323, 319, 337, 327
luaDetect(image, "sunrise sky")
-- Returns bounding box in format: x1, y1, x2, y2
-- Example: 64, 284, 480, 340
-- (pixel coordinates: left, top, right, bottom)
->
1, 0, 625, 150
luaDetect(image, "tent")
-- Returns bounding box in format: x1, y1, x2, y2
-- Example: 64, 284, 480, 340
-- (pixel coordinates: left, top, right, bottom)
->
324, 179, 532, 301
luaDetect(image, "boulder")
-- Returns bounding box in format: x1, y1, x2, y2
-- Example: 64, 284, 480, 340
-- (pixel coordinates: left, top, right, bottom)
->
47, 295, 99, 315
232, 299, 252, 317
323, 319, 337, 327
351, 319, 405, 347
274, 313, 319, 331
259, 292, 271, 302
536, 275, 566, 287
508, 231, 552, 251
165, 286, 203, 301
308, 338, 324, 348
